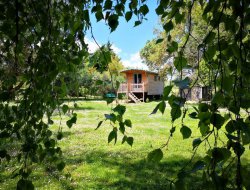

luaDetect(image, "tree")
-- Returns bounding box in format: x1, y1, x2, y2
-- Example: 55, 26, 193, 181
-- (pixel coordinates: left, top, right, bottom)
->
89, 43, 125, 96
0, 1, 146, 189
149, 1, 250, 189
140, 3, 211, 84
1, 0, 250, 189
140, 37, 170, 76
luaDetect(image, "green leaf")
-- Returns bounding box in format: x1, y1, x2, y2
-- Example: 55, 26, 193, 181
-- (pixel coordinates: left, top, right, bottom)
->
203, 31, 216, 44
0, 149, 7, 158
108, 130, 117, 144
155, 5, 164, 15
171, 105, 181, 122
170, 126, 176, 135
174, 56, 187, 71
158, 101, 166, 114
167, 41, 178, 53
203, 2, 213, 16
212, 92, 224, 106
134, 21, 141, 27
126, 137, 134, 147
95, 121, 103, 130
113, 104, 126, 115
104, 0, 112, 10
180, 125, 192, 139
229, 101, 240, 115
0, 91, 11, 102
198, 112, 211, 123
139, 4, 149, 16
125, 11, 133, 22
57, 161, 65, 171
232, 142, 245, 157
122, 135, 127, 144
16, 179, 34, 190
124, 119, 132, 127
189, 112, 197, 119
95, 11, 104, 22
192, 138, 202, 149
212, 148, 231, 162
205, 45, 216, 61
62, 104, 69, 114
175, 12, 185, 24
104, 113, 116, 123
148, 148, 163, 162
156, 38, 164, 44
199, 122, 210, 136
163, 85, 173, 99
150, 104, 159, 115
108, 14, 119, 32
210, 113, 225, 129
57, 132, 63, 140
105, 97, 115, 104
66, 114, 77, 128
198, 103, 209, 112
115, 3, 124, 14
163, 21, 174, 33
119, 122, 125, 134
83, 10, 90, 24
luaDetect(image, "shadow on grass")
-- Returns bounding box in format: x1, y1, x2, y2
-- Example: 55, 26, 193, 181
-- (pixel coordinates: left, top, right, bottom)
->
62, 97, 103, 102
62, 151, 204, 190
72, 106, 95, 111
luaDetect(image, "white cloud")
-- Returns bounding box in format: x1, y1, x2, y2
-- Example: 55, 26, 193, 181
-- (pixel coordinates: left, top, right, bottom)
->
111, 44, 122, 54
122, 52, 148, 70
85, 38, 122, 55
84, 37, 99, 53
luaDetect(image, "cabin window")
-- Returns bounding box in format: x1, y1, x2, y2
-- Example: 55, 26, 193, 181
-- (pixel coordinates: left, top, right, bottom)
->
154, 75, 160, 81
134, 73, 142, 84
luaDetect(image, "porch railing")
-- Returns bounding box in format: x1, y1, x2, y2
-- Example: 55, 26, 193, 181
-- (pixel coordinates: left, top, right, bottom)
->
118, 83, 128, 93
118, 83, 144, 93
130, 83, 144, 92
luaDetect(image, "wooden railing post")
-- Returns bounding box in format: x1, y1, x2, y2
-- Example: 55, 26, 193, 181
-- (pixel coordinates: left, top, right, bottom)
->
142, 82, 144, 102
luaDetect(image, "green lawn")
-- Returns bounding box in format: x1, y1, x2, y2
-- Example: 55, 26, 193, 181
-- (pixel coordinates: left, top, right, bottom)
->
1, 101, 250, 189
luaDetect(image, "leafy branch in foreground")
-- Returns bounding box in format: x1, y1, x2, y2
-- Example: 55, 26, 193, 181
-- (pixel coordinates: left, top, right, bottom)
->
0, 0, 148, 189
97, 104, 134, 147
147, 0, 250, 189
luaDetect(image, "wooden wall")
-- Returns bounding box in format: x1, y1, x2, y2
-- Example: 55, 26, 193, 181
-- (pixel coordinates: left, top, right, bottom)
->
121, 70, 164, 95
126, 71, 148, 92
147, 73, 164, 95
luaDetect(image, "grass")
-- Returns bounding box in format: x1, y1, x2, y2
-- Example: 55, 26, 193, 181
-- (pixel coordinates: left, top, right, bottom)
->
1, 101, 250, 189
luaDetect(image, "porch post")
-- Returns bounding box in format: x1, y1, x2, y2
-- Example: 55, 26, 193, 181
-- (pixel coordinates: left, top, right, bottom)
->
127, 83, 129, 102
143, 82, 144, 102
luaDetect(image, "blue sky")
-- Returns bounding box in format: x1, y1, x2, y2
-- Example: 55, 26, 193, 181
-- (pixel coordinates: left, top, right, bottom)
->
86, 2, 159, 69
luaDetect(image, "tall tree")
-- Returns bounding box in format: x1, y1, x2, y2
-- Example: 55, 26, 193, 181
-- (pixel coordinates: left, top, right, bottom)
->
0, 1, 147, 188
150, 1, 250, 189
1, 0, 250, 189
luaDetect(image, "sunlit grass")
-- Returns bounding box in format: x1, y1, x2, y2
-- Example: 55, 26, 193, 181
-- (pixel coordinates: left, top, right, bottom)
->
1, 100, 249, 189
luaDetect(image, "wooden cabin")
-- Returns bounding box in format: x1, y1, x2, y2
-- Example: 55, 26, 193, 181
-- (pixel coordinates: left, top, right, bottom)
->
117, 69, 164, 103
180, 86, 211, 101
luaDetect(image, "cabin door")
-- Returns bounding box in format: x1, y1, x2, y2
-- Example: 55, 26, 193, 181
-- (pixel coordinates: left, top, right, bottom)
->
133, 73, 142, 84
133, 73, 142, 90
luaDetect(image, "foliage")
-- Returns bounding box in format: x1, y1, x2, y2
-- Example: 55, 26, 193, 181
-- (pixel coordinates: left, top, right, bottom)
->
1, 0, 250, 189
89, 43, 125, 96
149, 0, 250, 189
0, 0, 148, 189
140, 37, 171, 78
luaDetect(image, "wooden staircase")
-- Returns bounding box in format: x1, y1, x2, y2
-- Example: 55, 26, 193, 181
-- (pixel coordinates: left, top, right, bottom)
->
128, 92, 141, 103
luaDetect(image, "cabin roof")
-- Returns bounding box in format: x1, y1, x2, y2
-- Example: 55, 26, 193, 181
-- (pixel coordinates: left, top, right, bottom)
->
120, 69, 159, 75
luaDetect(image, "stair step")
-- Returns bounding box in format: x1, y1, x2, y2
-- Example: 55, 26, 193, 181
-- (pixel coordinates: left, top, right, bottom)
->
128, 92, 141, 103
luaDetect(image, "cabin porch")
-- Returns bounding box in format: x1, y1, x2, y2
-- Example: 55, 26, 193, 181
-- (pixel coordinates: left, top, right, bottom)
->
117, 83, 147, 103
